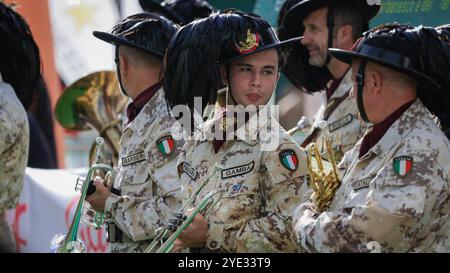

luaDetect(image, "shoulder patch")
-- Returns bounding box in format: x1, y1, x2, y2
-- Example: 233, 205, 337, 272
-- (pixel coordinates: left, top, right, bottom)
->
279, 149, 299, 171
393, 156, 413, 176
221, 161, 254, 179
156, 135, 174, 155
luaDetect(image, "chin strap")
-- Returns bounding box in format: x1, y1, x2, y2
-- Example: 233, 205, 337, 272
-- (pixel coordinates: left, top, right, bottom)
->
356, 60, 370, 123
115, 47, 130, 98
325, 7, 335, 65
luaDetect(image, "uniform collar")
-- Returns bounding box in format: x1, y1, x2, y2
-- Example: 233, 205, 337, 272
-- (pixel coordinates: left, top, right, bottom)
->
124, 87, 167, 136
126, 80, 163, 122
360, 99, 428, 160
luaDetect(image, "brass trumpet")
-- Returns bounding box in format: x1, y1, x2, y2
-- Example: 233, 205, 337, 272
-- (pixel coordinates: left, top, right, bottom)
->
306, 136, 341, 213
145, 164, 225, 253
51, 137, 115, 253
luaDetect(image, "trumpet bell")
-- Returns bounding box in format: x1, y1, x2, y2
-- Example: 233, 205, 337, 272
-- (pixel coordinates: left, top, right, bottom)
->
50, 234, 87, 253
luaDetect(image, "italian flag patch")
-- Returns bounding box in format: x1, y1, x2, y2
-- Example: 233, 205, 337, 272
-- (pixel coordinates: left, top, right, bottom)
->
279, 149, 299, 171
157, 135, 174, 155
393, 156, 413, 176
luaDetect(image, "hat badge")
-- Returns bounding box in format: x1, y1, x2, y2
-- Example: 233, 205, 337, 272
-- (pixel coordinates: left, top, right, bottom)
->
234, 29, 260, 54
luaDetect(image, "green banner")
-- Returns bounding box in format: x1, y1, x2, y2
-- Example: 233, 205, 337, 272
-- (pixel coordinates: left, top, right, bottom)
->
372, 0, 449, 27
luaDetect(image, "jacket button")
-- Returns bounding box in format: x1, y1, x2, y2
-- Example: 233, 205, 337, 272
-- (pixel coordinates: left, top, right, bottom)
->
209, 241, 218, 249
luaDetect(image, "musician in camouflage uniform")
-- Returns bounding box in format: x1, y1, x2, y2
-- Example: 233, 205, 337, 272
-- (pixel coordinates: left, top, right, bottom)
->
292, 24, 450, 252
86, 14, 182, 253
281, 0, 381, 161
0, 3, 41, 253
163, 10, 309, 253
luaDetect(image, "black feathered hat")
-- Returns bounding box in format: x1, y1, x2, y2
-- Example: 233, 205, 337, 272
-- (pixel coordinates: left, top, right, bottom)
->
93, 13, 178, 59
139, 0, 214, 25
329, 25, 440, 89
163, 9, 301, 116
330, 23, 450, 136
277, 0, 331, 93
0, 2, 41, 109
284, 0, 380, 38
279, 0, 380, 93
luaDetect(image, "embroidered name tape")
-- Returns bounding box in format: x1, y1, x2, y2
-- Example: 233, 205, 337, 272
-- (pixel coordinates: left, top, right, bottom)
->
329, 114, 354, 133
221, 161, 255, 179
351, 177, 374, 191
122, 151, 146, 166
181, 162, 197, 181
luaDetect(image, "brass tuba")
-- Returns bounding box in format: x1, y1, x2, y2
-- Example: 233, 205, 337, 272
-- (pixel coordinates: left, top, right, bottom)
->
145, 164, 225, 253
55, 71, 128, 166
51, 137, 115, 253
306, 136, 341, 213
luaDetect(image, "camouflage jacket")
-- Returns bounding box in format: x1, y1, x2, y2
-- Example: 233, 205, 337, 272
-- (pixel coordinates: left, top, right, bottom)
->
0, 77, 29, 212
293, 99, 450, 253
303, 69, 368, 162
179, 108, 309, 252
105, 88, 183, 253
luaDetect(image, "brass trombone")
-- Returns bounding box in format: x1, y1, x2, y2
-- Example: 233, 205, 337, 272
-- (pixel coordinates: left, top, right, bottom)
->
306, 136, 341, 213
51, 137, 115, 253
145, 163, 225, 253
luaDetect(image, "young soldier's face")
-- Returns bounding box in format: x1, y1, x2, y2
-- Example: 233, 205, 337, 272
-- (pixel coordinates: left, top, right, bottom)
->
223, 49, 280, 107
301, 7, 329, 67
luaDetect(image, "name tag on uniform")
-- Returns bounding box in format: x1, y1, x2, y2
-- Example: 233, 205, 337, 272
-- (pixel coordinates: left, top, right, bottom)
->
221, 161, 254, 179
122, 152, 146, 166
180, 162, 197, 181
329, 114, 353, 133
351, 176, 373, 191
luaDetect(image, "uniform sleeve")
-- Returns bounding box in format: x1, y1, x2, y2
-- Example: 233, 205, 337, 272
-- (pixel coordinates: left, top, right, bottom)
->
105, 133, 183, 241
0, 109, 14, 153
208, 142, 309, 252
292, 148, 448, 253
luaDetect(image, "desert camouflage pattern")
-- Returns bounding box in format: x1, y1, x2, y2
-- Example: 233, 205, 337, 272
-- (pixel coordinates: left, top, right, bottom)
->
105, 88, 183, 253
0, 79, 29, 212
304, 69, 368, 162
293, 99, 450, 253
0, 78, 29, 253
179, 110, 309, 252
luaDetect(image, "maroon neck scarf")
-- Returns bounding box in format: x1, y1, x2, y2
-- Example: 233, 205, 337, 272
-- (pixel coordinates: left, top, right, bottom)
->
126, 80, 163, 123
359, 99, 415, 158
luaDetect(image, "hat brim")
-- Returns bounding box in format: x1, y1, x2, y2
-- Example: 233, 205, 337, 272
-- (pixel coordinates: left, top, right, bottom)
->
283, 0, 381, 37
219, 36, 302, 66
93, 31, 164, 59
329, 48, 441, 89
138, 0, 181, 23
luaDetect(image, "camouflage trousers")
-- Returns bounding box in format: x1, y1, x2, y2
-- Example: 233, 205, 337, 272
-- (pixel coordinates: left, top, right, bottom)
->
0, 213, 16, 253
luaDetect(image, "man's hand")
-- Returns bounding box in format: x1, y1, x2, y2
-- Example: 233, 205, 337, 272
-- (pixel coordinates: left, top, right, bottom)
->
171, 208, 208, 252
85, 176, 111, 212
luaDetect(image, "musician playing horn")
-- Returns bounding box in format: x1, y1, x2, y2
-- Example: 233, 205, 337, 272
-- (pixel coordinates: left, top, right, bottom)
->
292, 24, 450, 253
86, 13, 183, 253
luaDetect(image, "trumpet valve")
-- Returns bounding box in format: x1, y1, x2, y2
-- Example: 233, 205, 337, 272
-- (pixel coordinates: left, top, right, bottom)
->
75, 177, 85, 192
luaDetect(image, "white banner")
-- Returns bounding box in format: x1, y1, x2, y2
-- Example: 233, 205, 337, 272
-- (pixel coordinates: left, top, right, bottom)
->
6, 168, 109, 253
48, 0, 120, 85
